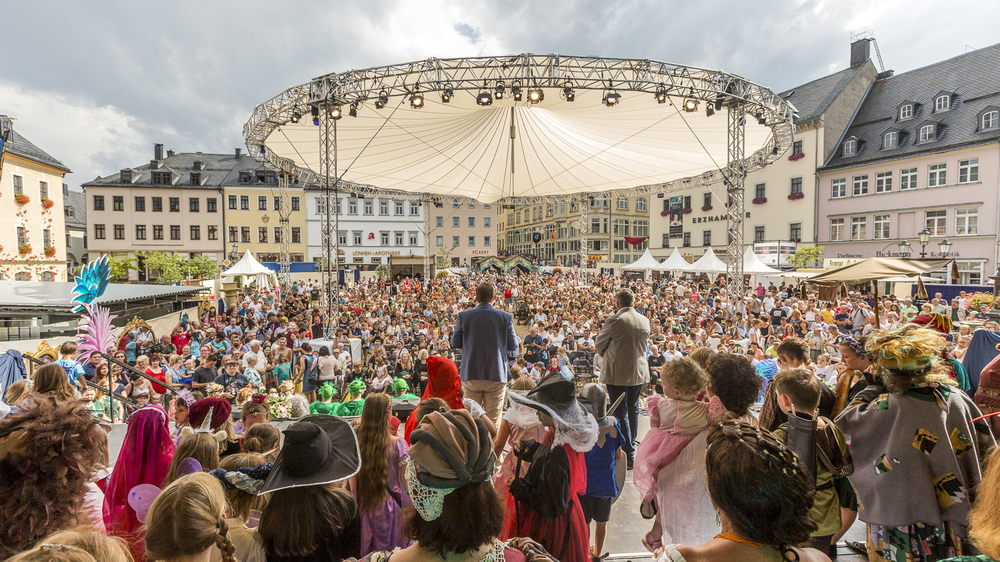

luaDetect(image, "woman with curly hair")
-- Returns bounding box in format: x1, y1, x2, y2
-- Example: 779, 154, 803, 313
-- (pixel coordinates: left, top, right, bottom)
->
347, 392, 411, 555
652, 420, 829, 562
835, 325, 996, 562
0, 397, 107, 558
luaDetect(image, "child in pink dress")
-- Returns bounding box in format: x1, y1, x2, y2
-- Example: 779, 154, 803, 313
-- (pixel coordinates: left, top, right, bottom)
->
493, 390, 549, 509
632, 358, 711, 551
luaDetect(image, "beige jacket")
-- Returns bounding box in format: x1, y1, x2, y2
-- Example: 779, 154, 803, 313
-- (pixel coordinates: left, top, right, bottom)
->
595, 306, 651, 387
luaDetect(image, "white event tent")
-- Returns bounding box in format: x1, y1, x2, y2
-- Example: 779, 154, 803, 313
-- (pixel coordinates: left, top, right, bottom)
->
741, 247, 781, 275
622, 249, 662, 272
221, 250, 278, 288
687, 247, 728, 275
654, 248, 692, 274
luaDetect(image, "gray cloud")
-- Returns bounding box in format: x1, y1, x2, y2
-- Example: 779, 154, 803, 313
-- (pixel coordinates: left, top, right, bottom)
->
4, 0, 998, 188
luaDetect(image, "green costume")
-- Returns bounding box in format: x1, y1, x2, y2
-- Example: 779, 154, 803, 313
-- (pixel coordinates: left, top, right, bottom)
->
310, 401, 341, 415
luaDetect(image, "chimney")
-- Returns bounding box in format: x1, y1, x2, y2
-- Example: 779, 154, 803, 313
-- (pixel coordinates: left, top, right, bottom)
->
63, 183, 69, 196
167, 149, 175, 157
150, 160, 159, 170
850, 38, 871, 68
154, 143, 164, 160
235, 148, 242, 159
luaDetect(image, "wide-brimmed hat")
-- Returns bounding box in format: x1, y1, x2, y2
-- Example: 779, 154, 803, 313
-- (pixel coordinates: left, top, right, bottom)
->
258, 414, 360, 495
508, 373, 597, 452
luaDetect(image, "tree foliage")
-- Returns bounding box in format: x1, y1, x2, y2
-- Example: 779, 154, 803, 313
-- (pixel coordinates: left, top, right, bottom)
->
186, 255, 219, 279
137, 251, 185, 284
789, 245, 824, 268
107, 255, 135, 281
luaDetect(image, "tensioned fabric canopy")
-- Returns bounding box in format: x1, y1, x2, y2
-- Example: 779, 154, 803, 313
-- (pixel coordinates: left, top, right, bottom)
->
806, 258, 952, 285
247, 55, 795, 203
654, 248, 692, 273
222, 250, 277, 287
622, 249, 662, 271
688, 247, 728, 274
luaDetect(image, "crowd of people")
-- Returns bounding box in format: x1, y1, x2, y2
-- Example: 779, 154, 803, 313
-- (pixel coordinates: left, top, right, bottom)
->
1, 268, 999, 562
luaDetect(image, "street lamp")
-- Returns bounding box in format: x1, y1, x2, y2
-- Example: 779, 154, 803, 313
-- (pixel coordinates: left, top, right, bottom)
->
230, 242, 239, 263
897, 239, 911, 255
918, 229, 931, 258
938, 237, 953, 257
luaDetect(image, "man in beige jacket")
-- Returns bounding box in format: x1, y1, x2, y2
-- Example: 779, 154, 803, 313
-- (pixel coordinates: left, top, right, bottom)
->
595, 288, 650, 467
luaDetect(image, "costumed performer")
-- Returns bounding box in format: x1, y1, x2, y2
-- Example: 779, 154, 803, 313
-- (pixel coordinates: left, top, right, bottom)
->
404, 356, 465, 443
310, 382, 341, 415
492, 389, 548, 511
340, 379, 367, 417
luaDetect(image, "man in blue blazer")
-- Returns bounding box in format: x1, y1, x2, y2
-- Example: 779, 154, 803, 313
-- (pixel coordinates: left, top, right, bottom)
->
452, 282, 519, 423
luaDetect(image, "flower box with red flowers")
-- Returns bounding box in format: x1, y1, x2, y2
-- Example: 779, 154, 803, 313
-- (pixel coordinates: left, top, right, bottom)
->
788, 152, 805, 161
18, 243, 31, 255
790, 238, 801, 243
682, 243, 691, 247
752, 197, 767, 205
41, 197, 54, 209
682, 208, 692, 214
660, 210, 669, 217
44, 246, 56, 257
701, 205, 713, 212
14, 194, 30, 205
788, 192, 805, 200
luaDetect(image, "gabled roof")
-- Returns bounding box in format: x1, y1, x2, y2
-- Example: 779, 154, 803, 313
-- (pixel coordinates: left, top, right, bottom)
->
823, 43, 1000, 170
63, 189, 87, 229
4, 129, 71, 173
780, 64, 870, 124
83, 151, 241, 189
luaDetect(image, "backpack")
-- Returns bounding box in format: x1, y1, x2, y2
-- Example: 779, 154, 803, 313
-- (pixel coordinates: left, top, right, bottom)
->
815, 416, 854, 477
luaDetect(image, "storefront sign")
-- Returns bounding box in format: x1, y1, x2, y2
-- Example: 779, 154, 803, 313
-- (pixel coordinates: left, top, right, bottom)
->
353, 250, 402, 256
692, 212, 751, 223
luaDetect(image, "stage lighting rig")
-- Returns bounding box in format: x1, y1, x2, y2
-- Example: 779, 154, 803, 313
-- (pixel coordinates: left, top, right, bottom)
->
476, 90, 493, 106
495, 82, 506, 100
512, 84, 522, 101
706, 106, 715, 117
349, 102, 358, 118
329, 106, 343, 120
562, 85, 575, 102
683, 98, 699, 112
756, 112, 766, 125
655, 89, 668, 104
528, 87, 544, 103
290, 112, 301, 123
410, 92, 424, 108
375, 90, 389, 109
603, 91, 621, 106
311, 105, 320, 125
441, 88, 453, 103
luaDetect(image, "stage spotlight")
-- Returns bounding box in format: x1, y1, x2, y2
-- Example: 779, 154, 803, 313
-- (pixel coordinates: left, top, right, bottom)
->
349, 103, 358, 118
603, 91, 621, 107
512, 85, 522, 101
528, 88, 544, 103
441, 88, 453, 103
706, 106, 715, 117
311, 105, 320, 125
655, 90, 667, 104
290, 112, 301, 123
563, 86, 575, 101
715, 96, 724, 110
329, 106, 343, 120
757, 113, 766, 125
495, 82, 505, 100
375, 91, 388, 109
476, 90, 493, 106
683, 98, 699, 112
771, 146, 779, 155
409, 93, 424, 109
260, 145, 266, 155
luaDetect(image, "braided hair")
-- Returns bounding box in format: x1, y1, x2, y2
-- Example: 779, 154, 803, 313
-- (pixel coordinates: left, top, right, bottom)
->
145, 471, 237, 562
706, 421, 816, 560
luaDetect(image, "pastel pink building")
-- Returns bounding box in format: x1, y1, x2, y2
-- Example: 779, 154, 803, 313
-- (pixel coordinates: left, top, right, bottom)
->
818, 44, 1000, 284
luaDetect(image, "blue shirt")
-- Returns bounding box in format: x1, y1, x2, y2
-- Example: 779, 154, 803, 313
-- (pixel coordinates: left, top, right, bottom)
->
583, 417, 625, 498
125, 342, 137, 363
54, 359, 86, 389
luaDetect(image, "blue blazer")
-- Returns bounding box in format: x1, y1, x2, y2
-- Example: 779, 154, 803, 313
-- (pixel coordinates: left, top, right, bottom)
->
451, 303, 518, 383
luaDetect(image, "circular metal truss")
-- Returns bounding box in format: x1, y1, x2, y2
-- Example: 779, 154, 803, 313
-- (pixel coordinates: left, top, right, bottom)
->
244, 53, 795, 204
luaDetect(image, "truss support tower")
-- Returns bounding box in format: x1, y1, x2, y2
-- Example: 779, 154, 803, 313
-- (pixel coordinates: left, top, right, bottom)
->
277, 171, 292, 286
318, 104, 339, 338
725, 102, 747, 315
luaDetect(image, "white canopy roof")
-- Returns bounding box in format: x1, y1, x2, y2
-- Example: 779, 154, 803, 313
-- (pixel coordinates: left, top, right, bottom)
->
742, 247, 781, 275
221, 250, 277, 287
687, 247, 728, 274
622, 249, 661, 271
654, 248, 691, 272
248, 55, 795, 204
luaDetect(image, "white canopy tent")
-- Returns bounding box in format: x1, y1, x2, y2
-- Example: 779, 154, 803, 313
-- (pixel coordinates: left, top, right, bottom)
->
221, 250, 278, 288
654, 248, 692, 274
741, 247, 781, 275
688, 247, 728, 274
622, 249, 662, 272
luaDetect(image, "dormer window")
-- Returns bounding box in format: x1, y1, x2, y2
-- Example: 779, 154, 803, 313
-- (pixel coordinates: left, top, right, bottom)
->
120, 170, 132, 183
919, 124, 937, 143
843, 138, 857, 157
239, 171, 253, 183
190, 172, 201, 185
980, 110, 998, 131
934, 95, 951, 112
151, 171, 172, 185
883, 131, 898, 149
899, 104, 914, 120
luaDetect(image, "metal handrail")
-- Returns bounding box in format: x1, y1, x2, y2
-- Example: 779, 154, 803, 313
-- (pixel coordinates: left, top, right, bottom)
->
103, 355, 180, 396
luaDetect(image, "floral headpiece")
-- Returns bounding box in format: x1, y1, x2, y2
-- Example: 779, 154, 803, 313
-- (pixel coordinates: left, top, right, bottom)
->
840, 335, 870, 360
176, 388, 196, 409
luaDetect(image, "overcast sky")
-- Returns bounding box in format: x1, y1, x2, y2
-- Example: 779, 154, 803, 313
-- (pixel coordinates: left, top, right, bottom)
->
4, 0, 999, 189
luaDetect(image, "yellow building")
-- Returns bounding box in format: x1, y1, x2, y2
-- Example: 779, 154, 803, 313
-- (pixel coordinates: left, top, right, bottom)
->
498, 195, 650, 267
221, 156, 307, 263
0, 125, 71, 281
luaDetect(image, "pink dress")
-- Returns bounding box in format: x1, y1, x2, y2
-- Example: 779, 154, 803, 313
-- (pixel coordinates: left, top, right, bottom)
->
632, 396, 709, 501
495, 404, 549, 503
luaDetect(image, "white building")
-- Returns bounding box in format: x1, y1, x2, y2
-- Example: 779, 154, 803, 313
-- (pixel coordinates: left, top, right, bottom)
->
305, 189, 427, 270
